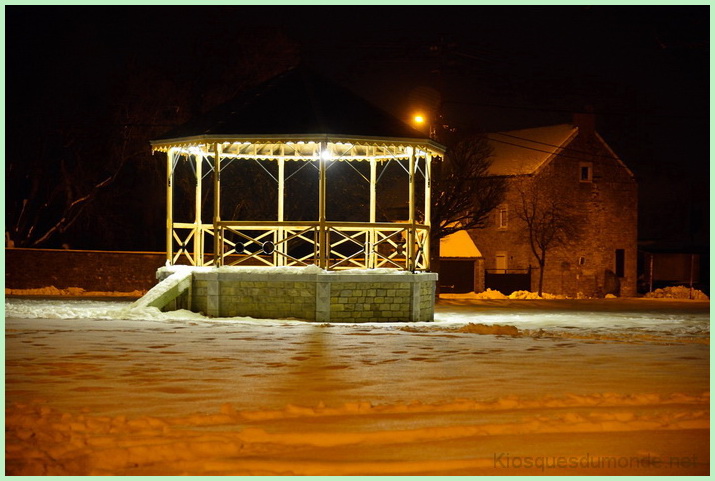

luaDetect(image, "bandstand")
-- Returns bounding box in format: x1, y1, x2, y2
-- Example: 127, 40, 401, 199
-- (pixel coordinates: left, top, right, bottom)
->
139, 68, 445, 322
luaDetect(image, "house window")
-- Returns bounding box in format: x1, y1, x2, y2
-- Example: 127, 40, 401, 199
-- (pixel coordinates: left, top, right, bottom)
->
615, 249, 625, 277
579, 162, 593, 182
498, 204, 508, 229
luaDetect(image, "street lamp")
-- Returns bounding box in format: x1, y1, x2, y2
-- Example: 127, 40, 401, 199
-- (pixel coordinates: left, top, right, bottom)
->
411, 112, 437, 140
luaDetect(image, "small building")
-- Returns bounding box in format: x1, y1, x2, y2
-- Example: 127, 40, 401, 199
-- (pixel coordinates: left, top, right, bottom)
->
438, 230, 483, 293
462, 114, 638, 297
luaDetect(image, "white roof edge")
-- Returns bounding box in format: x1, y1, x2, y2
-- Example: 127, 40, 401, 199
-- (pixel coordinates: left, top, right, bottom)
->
488, 125, 633, 178
530, 127, 579, 176
487, 124, 579, 176
595, 132, 636, 178
151, 133, 446, 154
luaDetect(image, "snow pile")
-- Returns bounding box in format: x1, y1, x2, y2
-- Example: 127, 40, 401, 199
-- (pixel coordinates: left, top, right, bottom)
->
455, 323, 521, 336
508, 290, 563, 300
449, 289, 565, 300
5, 286, 145, 297
644, 286, 709, 301
400, 322, 708, 345
5, 298, 136, 320
324, 268, 418, 276
472, 288, 508, 299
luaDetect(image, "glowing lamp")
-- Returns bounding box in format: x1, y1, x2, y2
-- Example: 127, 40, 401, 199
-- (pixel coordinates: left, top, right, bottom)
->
320, 149, 333, 162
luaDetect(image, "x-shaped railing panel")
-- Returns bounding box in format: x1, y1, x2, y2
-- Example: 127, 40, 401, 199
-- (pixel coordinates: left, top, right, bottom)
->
170, 221, 429, 270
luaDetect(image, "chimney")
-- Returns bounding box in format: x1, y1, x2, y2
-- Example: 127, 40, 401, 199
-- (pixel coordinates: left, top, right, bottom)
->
573, 107, 595, 135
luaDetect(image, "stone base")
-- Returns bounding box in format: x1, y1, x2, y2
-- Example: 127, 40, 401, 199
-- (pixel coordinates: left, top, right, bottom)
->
157, 266, 437, 322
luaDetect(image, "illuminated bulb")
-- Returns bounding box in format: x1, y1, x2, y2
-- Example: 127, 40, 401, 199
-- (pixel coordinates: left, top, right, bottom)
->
320, 149, 333, 161
414, 115, 425, 124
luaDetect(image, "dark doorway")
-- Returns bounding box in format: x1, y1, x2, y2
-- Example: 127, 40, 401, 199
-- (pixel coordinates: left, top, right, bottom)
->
485, 269, 531, 295
439, 260, 475, 293
615, 249, 625, 278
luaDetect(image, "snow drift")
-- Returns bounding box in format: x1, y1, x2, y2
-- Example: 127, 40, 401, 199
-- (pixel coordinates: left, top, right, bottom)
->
5, 297, 709, 475
644, 285, 709, 301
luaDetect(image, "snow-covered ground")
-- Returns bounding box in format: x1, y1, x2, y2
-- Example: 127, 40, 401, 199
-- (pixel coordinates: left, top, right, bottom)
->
5, 296, 709, 475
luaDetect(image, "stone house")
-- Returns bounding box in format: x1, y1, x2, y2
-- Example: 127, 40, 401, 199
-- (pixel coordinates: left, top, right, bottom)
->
461, 114, 638, 297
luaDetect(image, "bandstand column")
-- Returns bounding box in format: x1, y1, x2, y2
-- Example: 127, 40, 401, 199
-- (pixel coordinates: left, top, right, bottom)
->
213, 143, 222, 266
318, 141, 328, 269
424, 152, 432, 271
194, 151, 203, 266
368, 148, 377, 269
276, 146, 286, 266
166, 147, 175, 265
407, 146, 416, 271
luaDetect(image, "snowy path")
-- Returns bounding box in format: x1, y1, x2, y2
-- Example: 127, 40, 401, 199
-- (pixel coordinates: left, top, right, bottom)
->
5, 297, 710, 475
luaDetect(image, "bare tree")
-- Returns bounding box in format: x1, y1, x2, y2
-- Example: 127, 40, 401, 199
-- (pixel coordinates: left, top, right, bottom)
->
6, 65, 182, 249
513, 180, 585, 296
429, 133, 507, 270
6, 26, 298, 250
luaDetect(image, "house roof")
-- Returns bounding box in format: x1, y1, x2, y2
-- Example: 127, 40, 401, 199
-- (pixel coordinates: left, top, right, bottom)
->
486, 124, 578, 176
154, 67, 439, 146
440, 230, 482, 258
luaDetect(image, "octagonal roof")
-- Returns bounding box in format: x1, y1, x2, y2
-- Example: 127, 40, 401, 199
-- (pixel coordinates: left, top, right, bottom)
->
153, 67, 444, 153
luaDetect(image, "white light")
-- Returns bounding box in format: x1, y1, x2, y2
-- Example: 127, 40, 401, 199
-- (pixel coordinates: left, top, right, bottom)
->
320, 149, 333, 162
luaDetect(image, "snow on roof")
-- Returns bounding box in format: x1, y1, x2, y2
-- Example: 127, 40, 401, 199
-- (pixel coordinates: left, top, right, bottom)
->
440, 230, 482, 258
487, 124, 578, 176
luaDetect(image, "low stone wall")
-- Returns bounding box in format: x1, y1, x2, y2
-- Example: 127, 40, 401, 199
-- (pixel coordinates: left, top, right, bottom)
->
5, 248, 166, 292
192, 275, 317, 320
327, 275, 435, 322
157, 267, 437, 322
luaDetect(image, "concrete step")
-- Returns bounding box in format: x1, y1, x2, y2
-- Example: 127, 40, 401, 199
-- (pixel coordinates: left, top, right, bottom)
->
130, 269, 193, 311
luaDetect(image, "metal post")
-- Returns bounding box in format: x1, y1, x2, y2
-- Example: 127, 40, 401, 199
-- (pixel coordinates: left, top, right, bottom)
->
166, 148, 175, 265
318, 141, 328, 269
649, 253, 654, 293
213, 143, 222, 267
689, 253, 695, 299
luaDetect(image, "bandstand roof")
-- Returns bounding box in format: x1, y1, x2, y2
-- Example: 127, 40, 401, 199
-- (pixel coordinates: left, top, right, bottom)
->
152, 67, 445, 154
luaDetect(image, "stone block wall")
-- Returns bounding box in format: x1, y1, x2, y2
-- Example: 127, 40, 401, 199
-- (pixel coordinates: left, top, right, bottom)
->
328, 281, 413, 322
158, 267, 437, 322
192, 276, 317, 320
325, 272, 437, 322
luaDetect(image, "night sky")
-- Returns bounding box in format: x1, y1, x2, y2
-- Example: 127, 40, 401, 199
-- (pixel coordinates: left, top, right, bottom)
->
5, 5, 709, 253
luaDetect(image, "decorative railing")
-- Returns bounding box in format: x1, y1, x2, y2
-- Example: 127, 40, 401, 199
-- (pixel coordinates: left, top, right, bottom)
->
169, 221, 430, 271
